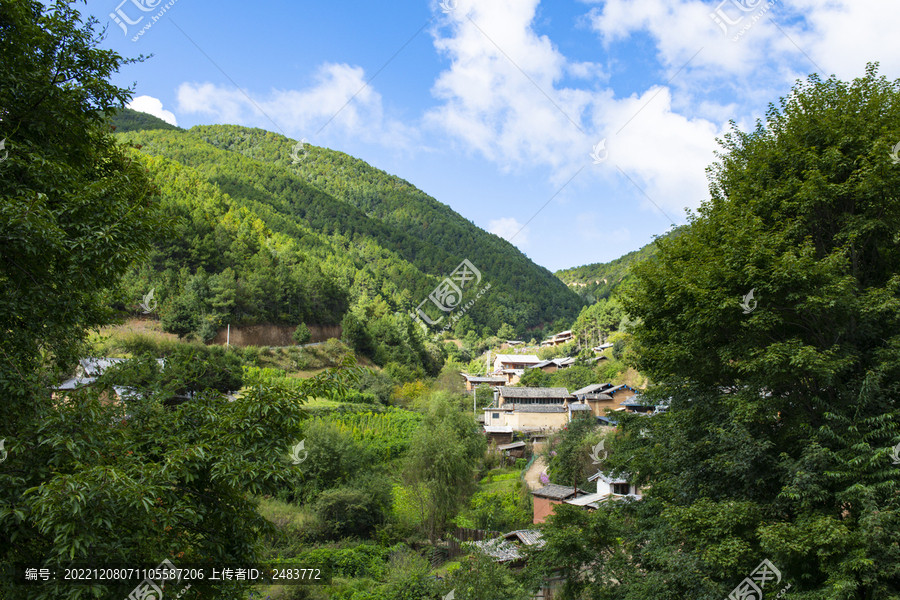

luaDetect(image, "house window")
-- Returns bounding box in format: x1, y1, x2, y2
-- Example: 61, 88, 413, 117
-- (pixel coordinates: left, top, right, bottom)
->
612, 483, 629, 495
493, 413, 500, 419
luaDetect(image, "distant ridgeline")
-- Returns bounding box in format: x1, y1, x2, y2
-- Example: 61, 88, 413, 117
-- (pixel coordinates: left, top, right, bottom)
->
109, 107, 181, 133
110, 108, 583, 351
555, 228, 683, 303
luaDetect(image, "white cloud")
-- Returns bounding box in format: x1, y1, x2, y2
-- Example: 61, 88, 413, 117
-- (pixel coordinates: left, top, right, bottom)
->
423, 0, 724, 219
127, 95, 177, 126
176, 63, 415, 147
489, 216, 530, 246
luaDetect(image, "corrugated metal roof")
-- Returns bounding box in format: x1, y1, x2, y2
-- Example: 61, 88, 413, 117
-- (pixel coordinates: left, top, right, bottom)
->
504, 529, 545, 546
53, 376, 97, 390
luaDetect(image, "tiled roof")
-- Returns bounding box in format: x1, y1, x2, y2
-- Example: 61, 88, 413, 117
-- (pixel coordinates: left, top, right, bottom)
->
588, 471, 630, 484
513, 405, 566, 413
606, 384, 635, 395
504, 529, 545, 546
569, 403, 592, 411
584, 393, 614, 401
463, 375, 507, 383
499, 387, 572, 398
571, 383, 613, 396
472, 537, 523, 563
532, 484, 581, 500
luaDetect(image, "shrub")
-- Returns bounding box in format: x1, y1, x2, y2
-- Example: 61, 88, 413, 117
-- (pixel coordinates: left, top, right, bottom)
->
340, 390, 379, 405
293, 323, 312, 345
241, 345, 261, 365
315, 486, 383, 540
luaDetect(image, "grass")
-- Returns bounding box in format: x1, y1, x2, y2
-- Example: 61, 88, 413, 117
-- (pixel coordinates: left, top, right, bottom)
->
257, 496, 315, 531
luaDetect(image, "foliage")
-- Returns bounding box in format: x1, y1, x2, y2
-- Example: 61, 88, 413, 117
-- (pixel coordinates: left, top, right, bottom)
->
544, 418, 607, 490
119, 154, 350, 338
459, 484, 532, 532
283, 419, 368, 503
296, 543, 404, 579
537, 65, 900, 599
402, 394, 487, 542
113, 118, 584, 342
548, 365, 595, 391
315, 474, 393, 540
382, 547, 440, 600
570, 298, 625, 348
324, 408, 423, 462
352, 368, 395, 405
293, 323, 312, 345
108, 106, 180, 132
443, 550, 532, 600
518, 368, 552, 387
555, 229, 682, 303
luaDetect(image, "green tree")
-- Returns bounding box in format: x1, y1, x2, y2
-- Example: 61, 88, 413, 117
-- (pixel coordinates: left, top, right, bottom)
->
402, 394, 486, 542
342, 311, 374, 358
497, 322, 516, 340
548, 365, 595, 391
535, 65, 900, 599
443, 550, 531, 600
544, 417, 606, 490
293, 322, 312, 345
0, 4, 361, 597
517, 368, 552, 387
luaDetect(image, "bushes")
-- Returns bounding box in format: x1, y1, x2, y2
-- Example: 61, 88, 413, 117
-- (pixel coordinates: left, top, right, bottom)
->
315, 474, 392, 540
293, 323, 312, 345
340, 390, 379, 405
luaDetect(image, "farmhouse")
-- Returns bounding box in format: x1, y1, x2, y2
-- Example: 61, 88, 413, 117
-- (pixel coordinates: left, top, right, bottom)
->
493, 354, 542, 372
540, 330, 574, 347
483, 387, 593, 431
533, 472, 643, 524
531, 357, 576, 373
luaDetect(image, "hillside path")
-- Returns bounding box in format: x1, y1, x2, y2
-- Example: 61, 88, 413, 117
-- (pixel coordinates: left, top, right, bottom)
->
524, 455, 548, 491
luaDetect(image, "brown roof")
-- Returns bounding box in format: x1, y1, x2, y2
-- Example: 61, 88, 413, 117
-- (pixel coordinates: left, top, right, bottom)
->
532, 484, 583, 500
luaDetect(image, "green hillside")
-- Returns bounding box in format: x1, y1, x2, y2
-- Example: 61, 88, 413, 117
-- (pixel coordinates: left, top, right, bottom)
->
110, 109, 584, 369
110, 107, 181, 132
555, 228, 683, 302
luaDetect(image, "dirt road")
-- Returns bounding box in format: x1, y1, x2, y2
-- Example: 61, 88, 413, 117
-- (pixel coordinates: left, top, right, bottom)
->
524, 455, 548, 491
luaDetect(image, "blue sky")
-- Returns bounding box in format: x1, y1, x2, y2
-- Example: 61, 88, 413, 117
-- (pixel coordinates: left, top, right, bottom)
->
88, 0, 899, 272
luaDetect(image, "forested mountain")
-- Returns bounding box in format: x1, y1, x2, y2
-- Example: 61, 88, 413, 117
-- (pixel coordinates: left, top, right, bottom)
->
110, 107, 181, 132
111, 109, 583, 358
555, 227, 683, 302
